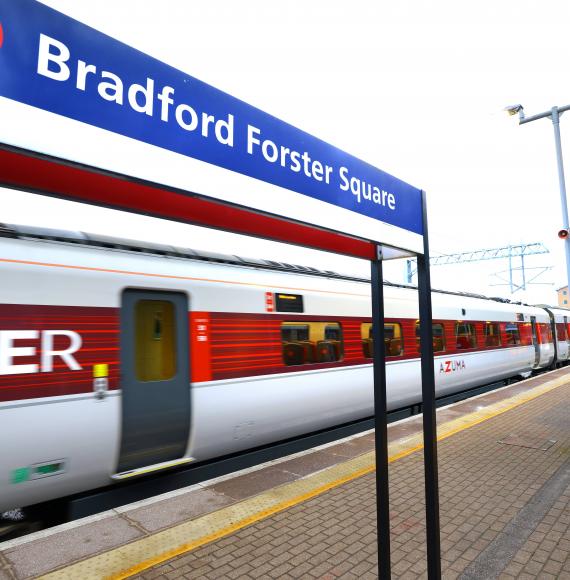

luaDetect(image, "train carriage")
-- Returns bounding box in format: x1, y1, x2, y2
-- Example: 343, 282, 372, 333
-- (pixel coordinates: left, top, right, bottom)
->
539, 305, 570, 364
0, 224, 564, 513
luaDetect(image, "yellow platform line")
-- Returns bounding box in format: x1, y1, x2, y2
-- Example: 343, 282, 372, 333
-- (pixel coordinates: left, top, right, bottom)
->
39, 372, 569, 580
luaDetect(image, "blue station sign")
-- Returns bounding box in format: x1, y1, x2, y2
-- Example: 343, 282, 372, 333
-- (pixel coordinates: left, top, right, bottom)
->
0, 0, 423, 239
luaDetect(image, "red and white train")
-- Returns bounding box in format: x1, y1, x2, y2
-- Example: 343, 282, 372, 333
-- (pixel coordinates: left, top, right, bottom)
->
0, 223, 568, 513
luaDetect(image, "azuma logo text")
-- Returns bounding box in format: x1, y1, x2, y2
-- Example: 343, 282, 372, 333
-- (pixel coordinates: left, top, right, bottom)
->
439, 360, 466, 374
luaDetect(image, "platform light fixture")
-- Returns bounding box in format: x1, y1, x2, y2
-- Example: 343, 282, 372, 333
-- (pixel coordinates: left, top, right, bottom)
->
504, 104, 524, 121
507, 102, 570, 293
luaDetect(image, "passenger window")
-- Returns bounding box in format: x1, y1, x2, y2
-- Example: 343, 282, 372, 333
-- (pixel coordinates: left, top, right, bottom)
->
538, 323, 552, 344
415, 322, 446, 353
556, 322, 567, 341
520, 322, 533, 346
324, 324, 342, 340
384, 323, 403, 356
282, 322, 343, 365
281, 324, 309, 342
361, 322, 403, 358
505, 322, 521, 345
484, 322, 501, 347
455, 322, 477, 349
361, 322, 373, 358
135, 300, 177, 381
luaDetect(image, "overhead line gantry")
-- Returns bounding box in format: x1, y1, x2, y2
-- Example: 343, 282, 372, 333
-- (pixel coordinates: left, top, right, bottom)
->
406, 243, 552, 293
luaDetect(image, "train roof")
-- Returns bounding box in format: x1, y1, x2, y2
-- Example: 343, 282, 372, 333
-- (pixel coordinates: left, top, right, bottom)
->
535, 304, 570, 315
0, 222, 557, 310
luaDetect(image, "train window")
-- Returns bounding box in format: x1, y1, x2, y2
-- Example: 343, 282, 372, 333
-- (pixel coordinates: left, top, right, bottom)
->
281, 324, 309, 342
325, 324, 341, 340
455, 322, 477, 349
505, 322, 521, 345
414, 322, 446, 353
519, 322, 533, 346
556, 322, 567, 341
282, 322, 343, 365
484, 322, 501, 347
384, 323, 403, 356
361, 323, 373, 358
135, 300, 177, 381
537, 323, 553, 344
361, 322, 403, 358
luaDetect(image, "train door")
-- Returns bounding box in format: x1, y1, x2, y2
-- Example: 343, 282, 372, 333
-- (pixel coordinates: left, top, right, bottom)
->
530, 316, 540, 366
117, 290, 191, 474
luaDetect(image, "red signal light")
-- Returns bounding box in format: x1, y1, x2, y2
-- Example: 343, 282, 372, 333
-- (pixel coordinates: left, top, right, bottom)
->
558, 229, 569, 239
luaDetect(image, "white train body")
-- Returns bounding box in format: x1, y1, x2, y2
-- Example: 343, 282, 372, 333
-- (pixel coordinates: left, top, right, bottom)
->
0, 227, 566, 512
543, 306, 570, 362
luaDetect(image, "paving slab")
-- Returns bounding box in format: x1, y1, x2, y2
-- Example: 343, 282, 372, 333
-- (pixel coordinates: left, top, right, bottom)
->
276, 449, 348, 477
124, 488, 234, 533
208, 465, 299, 501
4, 515, 142, 578
327, 436, 375, 457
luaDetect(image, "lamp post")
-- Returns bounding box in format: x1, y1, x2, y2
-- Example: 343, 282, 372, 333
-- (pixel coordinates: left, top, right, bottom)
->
506, 103, 570, 293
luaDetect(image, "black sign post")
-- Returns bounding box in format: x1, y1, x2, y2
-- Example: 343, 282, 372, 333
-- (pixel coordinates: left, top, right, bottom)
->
371, 191, 441, 578
370, 248, 391, 577
417, 191, 441, 578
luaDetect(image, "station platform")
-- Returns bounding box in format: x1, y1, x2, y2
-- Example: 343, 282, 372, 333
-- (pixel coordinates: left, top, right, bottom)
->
1, 368, 569, 580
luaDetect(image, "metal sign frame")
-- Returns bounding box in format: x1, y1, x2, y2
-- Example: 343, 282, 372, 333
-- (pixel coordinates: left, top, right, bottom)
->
0, 144, 441, 578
